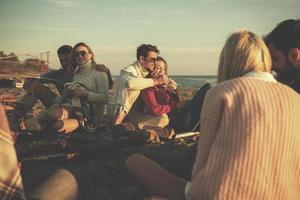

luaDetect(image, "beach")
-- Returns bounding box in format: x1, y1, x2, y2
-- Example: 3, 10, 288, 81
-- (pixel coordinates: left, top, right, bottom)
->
0, 75, 204, 199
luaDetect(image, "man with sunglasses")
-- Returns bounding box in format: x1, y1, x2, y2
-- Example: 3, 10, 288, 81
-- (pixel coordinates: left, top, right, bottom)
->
8, 45, 74, 132
113, 44, 168, 125
264, 19, 300, 93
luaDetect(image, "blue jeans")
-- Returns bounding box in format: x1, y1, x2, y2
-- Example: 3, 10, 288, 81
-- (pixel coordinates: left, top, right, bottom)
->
170, 83, 212, 132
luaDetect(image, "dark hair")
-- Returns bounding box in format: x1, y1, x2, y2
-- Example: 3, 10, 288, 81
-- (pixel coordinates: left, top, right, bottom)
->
136, 44, 160, 60
57, 45, 72, 55
264, 19, 300, 54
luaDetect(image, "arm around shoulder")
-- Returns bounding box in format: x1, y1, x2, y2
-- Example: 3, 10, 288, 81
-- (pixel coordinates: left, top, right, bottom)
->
93, 63, 113, 89
126, 76, 154, 90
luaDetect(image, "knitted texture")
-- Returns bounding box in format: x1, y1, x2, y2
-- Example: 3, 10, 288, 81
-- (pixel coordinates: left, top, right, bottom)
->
191, 77, 300, 200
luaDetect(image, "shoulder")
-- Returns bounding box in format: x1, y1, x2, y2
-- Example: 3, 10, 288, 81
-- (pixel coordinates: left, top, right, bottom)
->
94, 70, 108, 78
209, 77, 270, 93
208, 77, 299, 101
122, 61, 140, 75
205, 78, 259, 105
141, 86, 155, 94
92, 63, 110, 73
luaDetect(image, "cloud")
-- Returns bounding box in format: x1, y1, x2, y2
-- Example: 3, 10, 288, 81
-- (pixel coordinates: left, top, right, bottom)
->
45, 0, 81, 8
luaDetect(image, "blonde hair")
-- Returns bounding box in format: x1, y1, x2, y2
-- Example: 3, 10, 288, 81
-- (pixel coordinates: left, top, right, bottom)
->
217, 30, 272, 83
157, 56, 168, 75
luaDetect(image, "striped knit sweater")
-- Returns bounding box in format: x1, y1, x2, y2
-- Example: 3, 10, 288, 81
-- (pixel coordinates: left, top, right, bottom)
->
73, 63, 108, 124
0, 129, 25, 200
190, 77, 300, 200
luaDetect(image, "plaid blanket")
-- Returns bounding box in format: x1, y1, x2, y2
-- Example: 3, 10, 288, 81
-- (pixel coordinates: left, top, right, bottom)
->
0, 129, 25, 200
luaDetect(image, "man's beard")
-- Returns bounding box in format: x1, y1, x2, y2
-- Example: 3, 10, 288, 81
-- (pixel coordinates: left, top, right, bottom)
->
277, 57, 299, 85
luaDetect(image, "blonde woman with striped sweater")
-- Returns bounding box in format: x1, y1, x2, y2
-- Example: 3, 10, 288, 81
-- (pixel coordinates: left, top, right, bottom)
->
126, 30, 300, 200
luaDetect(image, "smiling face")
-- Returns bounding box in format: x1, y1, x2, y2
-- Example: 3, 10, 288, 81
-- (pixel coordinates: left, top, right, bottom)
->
58, 53, 71, 70
74, 46, 92, 65
139, 51, 158, 72
151, 60, 166, 78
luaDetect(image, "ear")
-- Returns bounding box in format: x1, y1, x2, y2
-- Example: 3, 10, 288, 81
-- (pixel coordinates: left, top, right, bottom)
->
288, 48, 300, 69
139, 56, 144, 61
138, 56, 145, 64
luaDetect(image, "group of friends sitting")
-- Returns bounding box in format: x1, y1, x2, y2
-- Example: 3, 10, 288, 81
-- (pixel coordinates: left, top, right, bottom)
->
0, 18, 300, 199
7, 42, 209, 141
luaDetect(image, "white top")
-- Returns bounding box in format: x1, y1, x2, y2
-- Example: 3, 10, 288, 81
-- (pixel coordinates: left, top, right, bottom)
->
113, 61, 155, 115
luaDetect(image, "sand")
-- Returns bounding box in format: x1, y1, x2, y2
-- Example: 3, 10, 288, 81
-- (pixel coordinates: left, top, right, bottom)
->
0, 79, 198, 199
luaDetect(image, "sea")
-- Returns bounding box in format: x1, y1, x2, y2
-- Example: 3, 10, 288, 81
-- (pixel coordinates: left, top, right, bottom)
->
112, 75, 217, 89
169, 75, 216, 88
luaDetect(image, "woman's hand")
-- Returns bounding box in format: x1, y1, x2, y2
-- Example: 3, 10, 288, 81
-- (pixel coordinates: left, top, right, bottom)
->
64, 83, 88, 98
168, 79, 178, 91
70, 87, 88, 98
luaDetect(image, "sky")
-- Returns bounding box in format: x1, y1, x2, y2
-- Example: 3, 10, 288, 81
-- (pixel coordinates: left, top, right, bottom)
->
0, 0, 299, 75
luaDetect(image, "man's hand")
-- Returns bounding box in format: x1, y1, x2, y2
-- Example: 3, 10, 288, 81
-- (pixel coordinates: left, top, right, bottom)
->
153, 75, 168, 86
93, 64, 109, 73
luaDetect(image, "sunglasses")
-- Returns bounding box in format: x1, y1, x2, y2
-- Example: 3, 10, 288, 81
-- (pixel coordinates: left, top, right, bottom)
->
74, 51, 88, 57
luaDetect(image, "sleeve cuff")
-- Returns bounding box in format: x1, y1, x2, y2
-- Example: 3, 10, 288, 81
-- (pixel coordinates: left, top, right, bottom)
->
184, 181, 192, 200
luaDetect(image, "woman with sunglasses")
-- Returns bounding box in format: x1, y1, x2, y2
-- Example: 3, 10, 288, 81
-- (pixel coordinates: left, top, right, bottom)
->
43, 42, 110, 134
125, 30, 300, 199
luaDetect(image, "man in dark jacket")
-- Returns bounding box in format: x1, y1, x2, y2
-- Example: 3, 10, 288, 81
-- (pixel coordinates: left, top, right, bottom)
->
8, 45, 73, 131
264, 19, 300, 93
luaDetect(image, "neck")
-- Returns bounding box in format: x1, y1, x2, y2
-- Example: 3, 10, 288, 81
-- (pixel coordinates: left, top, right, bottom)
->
244, 71, 277, 82
78, 60, 92, 68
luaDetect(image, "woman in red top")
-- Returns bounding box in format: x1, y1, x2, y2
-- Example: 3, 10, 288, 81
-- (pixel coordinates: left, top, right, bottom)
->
124, 57, 178, 139
140, 57, 211, 134
141, 57, 180, 116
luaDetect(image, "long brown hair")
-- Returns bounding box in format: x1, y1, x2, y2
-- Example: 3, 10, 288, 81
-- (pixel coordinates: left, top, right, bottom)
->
157, 56, 168, 75
70, 42, 96, 67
